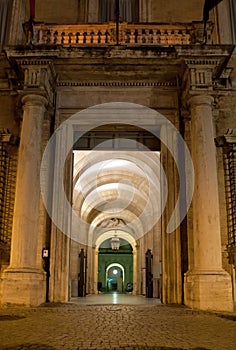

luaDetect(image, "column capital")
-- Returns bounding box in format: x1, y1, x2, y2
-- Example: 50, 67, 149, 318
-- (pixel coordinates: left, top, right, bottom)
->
188, 94, 214, 108
16, 59, 56, 105
21, 94, 48, 108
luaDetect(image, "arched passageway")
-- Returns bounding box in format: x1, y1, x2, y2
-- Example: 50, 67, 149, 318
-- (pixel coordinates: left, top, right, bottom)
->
43, 103, 193, 306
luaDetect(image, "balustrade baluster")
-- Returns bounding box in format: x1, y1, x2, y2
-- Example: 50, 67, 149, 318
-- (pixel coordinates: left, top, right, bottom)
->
46, 30, 51, 44
61, 32, 65, 44
174, 30, 180, 45
168, 30, 173, 45
77, 33, 83, 44
129, 30, 135, 44
31, 23, 211, 47
38, 29, 44, 44
148, 30, 153, 44
136, 29, 141, 43
153, 31, 158, 44
69, 33, 73, 44
93, 32, 99, 44
105, 31, 109, 44
53, 31, 58, 44
100, 30, 106, 44
64, 33, 69, 44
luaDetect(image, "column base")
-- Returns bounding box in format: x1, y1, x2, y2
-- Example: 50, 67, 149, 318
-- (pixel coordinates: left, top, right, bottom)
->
0, 268, 46, 307
184, 270, 233, 312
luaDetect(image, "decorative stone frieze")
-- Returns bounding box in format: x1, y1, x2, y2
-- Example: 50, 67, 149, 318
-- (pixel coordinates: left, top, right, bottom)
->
57, 81, 177, 88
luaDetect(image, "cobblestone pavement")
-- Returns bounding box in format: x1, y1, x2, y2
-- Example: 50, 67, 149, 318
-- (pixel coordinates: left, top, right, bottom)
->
0, 303, 236, 350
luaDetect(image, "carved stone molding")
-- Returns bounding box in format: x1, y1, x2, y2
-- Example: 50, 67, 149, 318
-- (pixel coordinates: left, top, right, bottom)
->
224, 129, 236, 143
176, 45, 234, 104
213, 68, 233, 90
0, 128, 19, 145
0, 129, 11, 143
98, 218, 126, 228
182, 59, 220, 94
215, 129, 236, 147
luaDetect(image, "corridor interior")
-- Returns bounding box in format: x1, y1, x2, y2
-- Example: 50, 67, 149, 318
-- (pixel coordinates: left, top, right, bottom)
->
69, 135, 162, 299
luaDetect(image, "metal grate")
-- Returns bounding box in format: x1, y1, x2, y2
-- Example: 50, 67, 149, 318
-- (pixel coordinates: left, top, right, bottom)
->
0, 142, 17, 246
224, 146, 236, 247
0, 142, 8, 244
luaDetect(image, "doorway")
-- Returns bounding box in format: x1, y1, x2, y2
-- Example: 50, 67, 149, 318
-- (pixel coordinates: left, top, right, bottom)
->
106, 264, 124, 292
97, 237, 133, 294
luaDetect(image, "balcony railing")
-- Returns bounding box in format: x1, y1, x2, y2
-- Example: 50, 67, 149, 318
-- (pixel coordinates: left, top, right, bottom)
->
29, 21, 213, 47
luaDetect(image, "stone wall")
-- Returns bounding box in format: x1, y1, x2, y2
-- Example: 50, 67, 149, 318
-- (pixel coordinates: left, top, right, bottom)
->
34, 0, 205, 24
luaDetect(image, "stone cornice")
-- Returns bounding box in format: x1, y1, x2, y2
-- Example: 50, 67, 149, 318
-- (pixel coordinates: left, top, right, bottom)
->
5, 45, 176, 60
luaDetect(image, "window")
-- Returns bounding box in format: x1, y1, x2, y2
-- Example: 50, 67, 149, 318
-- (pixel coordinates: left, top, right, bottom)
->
98, 0, 139, 23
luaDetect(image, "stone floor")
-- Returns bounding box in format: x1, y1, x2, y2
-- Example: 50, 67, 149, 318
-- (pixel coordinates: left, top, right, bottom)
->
0, 294, 236, 350
70, 294, 162, 305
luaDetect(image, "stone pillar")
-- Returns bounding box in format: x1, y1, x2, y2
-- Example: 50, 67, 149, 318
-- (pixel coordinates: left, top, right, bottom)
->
8, 0, 26, 45
184, 94, 233, 311
160, 124, 182, 305
0, 94, 48, 306
88, 0, 98, 22
139, 0, 152, 22
94, 249, 99, 294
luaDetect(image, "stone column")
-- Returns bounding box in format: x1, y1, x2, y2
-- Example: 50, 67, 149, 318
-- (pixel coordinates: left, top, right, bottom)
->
184, 94, 233, 311
0, 94, 48, 306
160, 124, 182, 305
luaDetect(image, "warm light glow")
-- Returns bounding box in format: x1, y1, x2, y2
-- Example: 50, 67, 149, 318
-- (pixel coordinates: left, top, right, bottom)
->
111, 235, 120, 251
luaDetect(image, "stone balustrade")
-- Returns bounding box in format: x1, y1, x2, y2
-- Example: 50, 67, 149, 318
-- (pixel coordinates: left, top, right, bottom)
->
31, 21, 213, 46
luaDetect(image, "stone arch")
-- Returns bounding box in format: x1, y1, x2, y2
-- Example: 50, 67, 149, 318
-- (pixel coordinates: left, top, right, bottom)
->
41, 101, 193, 303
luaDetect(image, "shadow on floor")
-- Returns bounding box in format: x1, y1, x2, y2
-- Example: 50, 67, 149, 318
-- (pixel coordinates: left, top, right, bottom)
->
0, 315, 26, 321
95, 347, 211, 350
0, 346, 56, 350
0, 346, 211, 350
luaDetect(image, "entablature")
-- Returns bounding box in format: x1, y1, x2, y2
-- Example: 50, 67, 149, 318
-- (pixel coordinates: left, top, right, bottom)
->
3, 43, 235, 105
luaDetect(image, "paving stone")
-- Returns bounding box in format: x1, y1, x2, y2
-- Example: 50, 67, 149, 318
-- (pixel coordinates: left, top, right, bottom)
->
0, 304, 235, 350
